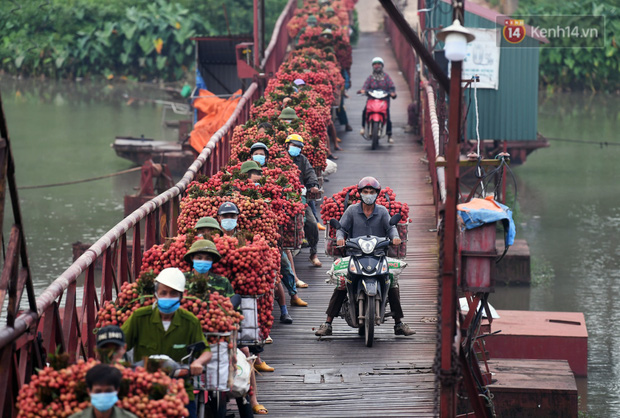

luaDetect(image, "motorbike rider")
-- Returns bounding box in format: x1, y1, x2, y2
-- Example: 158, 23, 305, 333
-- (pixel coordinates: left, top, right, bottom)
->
95, 325, 127, 364
285, 134, 322, 268
250, 142, 269, 166
315, 177, 416, 337
359, 57, 396, 144
68, 364, 137, 418
240, 160, 263, 185
121, 267, 211, 418
217, 201, 241, 235
183, 239, 238, 300
194, 216, 223, 238
183, 240, 261, 417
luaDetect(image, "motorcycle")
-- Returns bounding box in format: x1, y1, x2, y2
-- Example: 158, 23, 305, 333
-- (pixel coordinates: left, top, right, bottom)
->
359, 89, 396, 150
329, 213, 401, 347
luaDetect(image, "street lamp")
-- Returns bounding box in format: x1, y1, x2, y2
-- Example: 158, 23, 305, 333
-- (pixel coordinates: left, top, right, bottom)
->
436, 17, 476, 418
437, 19, 475, 61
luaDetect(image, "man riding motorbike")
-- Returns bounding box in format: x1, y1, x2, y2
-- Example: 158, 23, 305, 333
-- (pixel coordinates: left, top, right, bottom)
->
315, 177, 416, 337
359, 57, 396, 144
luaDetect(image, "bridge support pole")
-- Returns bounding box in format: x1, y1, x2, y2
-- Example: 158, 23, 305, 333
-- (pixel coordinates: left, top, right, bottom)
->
440, 58, 463, 418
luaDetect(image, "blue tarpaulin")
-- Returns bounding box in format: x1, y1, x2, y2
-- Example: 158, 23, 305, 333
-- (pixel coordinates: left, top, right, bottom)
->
457, 197, 516, 247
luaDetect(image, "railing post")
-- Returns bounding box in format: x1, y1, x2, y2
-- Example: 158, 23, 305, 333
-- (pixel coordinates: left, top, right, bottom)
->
0, 345, 16, 417
101, 247, 114, 302
63, 281, 79, 361
119, 233, 129, 286
132, 223, 142, 282
144, 213, 156, 251
41, 302, 65, 355
83, 265, 97, 358
1, 227, 20, 327
171, 195, 179, 236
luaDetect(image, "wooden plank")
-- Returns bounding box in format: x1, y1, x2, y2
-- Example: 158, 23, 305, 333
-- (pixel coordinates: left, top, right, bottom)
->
255, 32, 439, 416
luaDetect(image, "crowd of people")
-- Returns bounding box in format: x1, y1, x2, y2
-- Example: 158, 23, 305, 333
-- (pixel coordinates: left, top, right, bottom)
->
18, 1, 418, 417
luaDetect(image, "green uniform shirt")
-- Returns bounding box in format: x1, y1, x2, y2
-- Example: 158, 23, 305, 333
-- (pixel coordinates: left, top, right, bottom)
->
186, 272, 235, 298
121, 306, 209, 401
121, 306, 209, 362
69, 406, 137, 418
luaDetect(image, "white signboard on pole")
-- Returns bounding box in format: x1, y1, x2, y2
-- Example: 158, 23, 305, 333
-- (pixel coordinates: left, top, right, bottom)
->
462, 28, 500, 89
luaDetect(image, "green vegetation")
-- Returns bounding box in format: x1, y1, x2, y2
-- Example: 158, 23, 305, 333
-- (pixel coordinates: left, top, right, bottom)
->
517, 0, 619, 92
0, 0, 287, 81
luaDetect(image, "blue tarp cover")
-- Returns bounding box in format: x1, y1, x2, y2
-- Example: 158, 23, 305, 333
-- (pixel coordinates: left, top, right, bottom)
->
457, 197, 516, 247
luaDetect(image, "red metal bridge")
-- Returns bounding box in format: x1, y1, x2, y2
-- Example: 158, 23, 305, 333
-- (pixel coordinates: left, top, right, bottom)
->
0, 1, 505, 417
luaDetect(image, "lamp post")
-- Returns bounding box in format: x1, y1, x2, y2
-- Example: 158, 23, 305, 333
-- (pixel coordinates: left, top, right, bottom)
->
436, 18, 475, 418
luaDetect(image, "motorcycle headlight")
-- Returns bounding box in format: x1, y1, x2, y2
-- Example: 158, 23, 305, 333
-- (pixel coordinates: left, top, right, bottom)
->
359, 238, 377, 254
348, 260, 357, 274
380, 260, 388, 274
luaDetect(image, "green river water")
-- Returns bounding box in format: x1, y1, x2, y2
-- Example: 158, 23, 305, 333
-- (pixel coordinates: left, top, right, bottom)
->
1, 78, 618, 416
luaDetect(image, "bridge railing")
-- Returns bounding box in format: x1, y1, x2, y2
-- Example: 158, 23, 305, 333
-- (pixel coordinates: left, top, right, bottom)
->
384, 14, 420, 115
0, 2, 294, 414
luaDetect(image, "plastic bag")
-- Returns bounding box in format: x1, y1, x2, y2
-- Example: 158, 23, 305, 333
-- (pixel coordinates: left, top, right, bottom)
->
239, 297, 261, 345
230, 349, 252, 398
324, 159, 338, 176
326, 257, 407, 289
205, 341, 230, 391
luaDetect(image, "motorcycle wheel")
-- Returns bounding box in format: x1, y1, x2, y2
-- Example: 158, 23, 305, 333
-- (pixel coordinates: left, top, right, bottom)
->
196, 390, 206, 418
365, 295, 375, 347
371, 121, 380, 150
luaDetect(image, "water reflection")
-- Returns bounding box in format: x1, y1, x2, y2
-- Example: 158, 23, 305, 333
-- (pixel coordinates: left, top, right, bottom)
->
0, 78, 183, 294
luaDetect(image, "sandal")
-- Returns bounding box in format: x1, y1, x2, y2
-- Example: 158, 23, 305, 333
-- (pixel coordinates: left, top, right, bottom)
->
296, 279, 309, 288
254, 361, 275, 372
253, 404, 268, 415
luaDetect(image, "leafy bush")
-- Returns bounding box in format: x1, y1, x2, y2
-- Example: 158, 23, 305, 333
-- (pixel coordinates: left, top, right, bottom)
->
518, 0, 619, 92
0, 0, 287, 81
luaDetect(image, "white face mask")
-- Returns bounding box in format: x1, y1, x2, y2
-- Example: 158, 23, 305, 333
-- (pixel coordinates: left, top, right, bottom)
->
361, 193, 377, 205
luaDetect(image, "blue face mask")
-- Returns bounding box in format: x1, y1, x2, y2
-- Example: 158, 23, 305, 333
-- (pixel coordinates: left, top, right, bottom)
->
252, 155, 266, 166
157, 297, 181, 314
288, 146, 302, 157
220, 218, 237, 231
90, 391, 118, 412
193, 260, 212, 274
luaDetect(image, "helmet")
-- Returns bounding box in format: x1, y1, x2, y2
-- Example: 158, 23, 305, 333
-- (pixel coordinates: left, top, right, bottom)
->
285, 134, 304, 148
250, 142, 269, 158
183, 239, 222, 264
194, 216, 222, 233
371, 57, 384, 66
307, 15, 318, 26
325, 7, 335, 14
321, 28, 333, 37
278, 107, 298, 120
240, 160, 263, 175
218, 201, 240, 215
357, 176, 381, 193
293, 78, 305, 86
155, 268, 186, 293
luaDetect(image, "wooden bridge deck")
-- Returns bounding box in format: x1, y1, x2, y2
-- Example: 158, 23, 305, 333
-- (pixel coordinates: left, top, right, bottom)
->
255, 32, 439, 417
